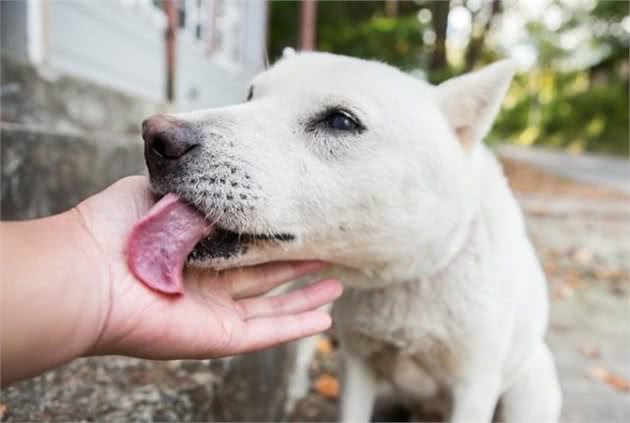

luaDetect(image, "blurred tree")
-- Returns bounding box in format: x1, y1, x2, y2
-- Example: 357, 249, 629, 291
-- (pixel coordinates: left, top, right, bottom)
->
269, 1, 425, 69
463, 0, 501, 72
268, 0, 629, 156
426, 0, 449, 75
492, 0, 629, 155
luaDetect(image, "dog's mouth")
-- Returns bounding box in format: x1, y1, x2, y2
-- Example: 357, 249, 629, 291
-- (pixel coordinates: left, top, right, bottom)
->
189, 227, 294, 263
127, 193, 293, 295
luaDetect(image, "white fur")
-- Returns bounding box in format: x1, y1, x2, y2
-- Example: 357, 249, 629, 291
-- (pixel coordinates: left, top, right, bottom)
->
162, 51, 561, 422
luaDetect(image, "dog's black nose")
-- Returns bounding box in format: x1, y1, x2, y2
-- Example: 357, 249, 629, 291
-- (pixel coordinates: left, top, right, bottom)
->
142, 114, 198, 161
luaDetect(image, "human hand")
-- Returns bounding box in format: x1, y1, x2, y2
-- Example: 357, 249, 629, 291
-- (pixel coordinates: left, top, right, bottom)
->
75, 176, 342, 359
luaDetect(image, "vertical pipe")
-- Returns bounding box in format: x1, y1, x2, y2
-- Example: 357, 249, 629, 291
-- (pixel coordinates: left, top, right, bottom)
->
206, 0, 216, 56
26, 0, 45, 64
165, 0, 178, 102
299, 0, 317, 51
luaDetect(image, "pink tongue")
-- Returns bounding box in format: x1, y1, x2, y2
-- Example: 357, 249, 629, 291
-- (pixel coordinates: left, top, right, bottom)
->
127, 193, 213, 294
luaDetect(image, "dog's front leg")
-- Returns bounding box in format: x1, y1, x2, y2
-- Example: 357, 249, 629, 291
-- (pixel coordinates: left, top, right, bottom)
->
449, 366, 501, 423
499, 343, 561, 423
340, 354, 378, 423
285, 335, 320, 416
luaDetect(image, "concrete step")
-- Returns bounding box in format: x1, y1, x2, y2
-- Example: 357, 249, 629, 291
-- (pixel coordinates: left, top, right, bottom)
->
1, 122, 145, 220
0, 55, 169, 135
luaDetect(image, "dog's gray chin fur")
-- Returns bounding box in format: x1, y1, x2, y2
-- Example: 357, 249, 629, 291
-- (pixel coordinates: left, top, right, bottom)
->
148, 178, 295, 264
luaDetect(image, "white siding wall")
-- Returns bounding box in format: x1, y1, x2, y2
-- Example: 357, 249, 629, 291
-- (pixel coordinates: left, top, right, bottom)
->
46, 1, 166, 101
1, 1, 30, 62
176, 33, 249, 111
1, 0, 267, 107
175, 0, 267, 111
242, 0, 267, 70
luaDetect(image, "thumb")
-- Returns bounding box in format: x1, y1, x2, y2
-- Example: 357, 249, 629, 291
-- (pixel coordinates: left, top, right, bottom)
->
75, 176, 156, 250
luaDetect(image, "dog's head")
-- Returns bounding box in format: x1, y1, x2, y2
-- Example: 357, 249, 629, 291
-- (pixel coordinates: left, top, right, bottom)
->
143, 51, 515, 281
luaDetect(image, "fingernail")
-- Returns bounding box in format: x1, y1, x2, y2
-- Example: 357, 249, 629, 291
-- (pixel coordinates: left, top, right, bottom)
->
321, 313, 333, 330
324, 279, 343, 298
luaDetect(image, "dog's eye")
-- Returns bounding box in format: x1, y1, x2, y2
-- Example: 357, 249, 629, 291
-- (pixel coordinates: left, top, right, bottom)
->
323, 110, 360, 132
306, 108, 364, 135
246, 86, 253, 102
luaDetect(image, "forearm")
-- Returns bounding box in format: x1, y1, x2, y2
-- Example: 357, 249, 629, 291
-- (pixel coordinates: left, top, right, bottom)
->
0, 209, 107, 385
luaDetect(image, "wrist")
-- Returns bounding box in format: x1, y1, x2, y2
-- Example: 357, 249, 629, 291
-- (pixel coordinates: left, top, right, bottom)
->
65, 205, 114, 357
0, 210, 110, 384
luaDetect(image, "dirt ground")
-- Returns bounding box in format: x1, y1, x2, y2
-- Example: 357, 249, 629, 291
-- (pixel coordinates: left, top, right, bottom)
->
2, 158, 629, 422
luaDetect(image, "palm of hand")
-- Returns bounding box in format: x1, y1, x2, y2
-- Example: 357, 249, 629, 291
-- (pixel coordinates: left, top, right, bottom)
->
79, 176, 340, 359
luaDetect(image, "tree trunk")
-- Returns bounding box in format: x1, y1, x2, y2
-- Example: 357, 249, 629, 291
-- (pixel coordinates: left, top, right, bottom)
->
385, 0, 398, 17
428, 0, 450, 75
464, 0, 501, 72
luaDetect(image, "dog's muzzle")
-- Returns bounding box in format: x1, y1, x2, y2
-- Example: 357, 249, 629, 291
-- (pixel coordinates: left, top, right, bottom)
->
142, 114, 200, 178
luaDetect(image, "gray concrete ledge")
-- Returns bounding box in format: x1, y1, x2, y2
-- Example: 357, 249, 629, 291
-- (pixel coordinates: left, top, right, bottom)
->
1, 56, 168, 135
497, 145, 630, 194
1, 122, 145, 219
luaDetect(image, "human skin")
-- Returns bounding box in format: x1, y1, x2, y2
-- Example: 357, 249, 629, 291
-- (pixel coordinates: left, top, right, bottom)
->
0, 176, 342, 385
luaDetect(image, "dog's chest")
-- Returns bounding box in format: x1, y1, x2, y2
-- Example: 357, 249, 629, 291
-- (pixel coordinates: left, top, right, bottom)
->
333, 276, 475, 385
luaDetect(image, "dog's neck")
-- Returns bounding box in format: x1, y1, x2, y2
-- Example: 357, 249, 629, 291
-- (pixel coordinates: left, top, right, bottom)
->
334, 147, 521, 290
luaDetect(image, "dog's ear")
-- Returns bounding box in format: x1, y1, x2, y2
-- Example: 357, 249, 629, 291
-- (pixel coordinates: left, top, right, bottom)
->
435, 60, 516, 148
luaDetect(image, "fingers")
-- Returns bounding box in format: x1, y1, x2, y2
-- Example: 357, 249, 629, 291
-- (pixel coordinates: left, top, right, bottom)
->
237, 279, 342, 319
238, 309, 332, 353
226, 260, 329, 299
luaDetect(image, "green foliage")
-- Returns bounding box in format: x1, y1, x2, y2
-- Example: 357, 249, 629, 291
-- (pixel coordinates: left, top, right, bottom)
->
493, 71, 629, 155
269, 1, 427, 69
268, 1, 300, 61
269, 0, 629, 156
492, 0, 629, 155
318, 13, 427, 70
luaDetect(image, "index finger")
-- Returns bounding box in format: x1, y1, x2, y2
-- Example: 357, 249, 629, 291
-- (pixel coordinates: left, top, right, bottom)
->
225, 260, 329, 299
237, 310, 333, 353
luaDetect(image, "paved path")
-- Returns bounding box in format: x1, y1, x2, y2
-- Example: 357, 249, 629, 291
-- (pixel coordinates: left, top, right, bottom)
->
497, 147, 629, 421
498, 145, 630, 194
521, 194, 630, 422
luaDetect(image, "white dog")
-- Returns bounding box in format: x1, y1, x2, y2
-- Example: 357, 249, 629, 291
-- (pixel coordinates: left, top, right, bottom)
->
139, 49, 561, 422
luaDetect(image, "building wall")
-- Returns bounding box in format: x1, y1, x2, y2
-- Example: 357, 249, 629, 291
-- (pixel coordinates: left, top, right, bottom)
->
1, 0, 266, 108
46, 0, 167, 101
0, 1, 30, 62
175, 0, 268, 111
175, 32, 252, 111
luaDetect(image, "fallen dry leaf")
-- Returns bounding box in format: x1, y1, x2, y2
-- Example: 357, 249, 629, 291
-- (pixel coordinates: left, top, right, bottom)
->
590, 366, 608, 380
552, 282, 575, 300
578, 344, 602, 359
593, 266, 630, 283
607, 374, 630, 392
589, 367, 630, 392
314, 374, 339, 399
571, 247, 594, 266
316, 336, 334, 355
